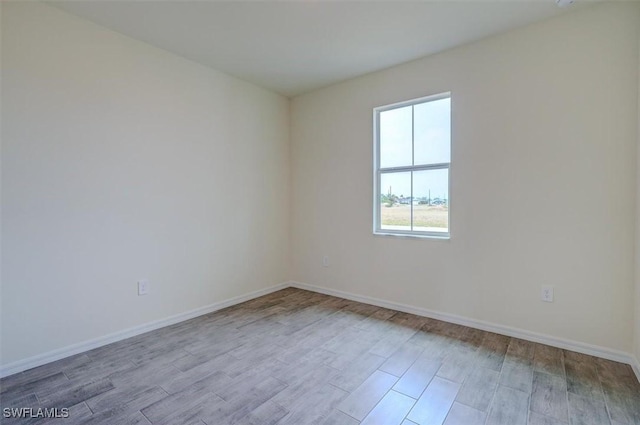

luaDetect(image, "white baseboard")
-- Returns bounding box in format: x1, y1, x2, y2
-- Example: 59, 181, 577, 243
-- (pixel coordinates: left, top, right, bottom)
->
0, 282, 289, 378
3, 280, 639, 383
289, 281, 639, 371
631, 355, 640, 383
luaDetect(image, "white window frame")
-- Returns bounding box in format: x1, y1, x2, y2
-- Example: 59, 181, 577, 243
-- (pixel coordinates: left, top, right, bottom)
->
373, 92, 451, 239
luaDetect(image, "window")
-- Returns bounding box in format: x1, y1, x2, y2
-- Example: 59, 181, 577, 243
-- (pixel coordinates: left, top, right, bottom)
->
374, 93, 451, 238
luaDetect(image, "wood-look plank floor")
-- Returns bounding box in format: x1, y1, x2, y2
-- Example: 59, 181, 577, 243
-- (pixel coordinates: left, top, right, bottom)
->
1, 288, 639, 425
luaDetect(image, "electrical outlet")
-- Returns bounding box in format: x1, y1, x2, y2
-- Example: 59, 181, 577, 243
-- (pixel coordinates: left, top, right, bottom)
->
322, 256, 329, 267
138, 279, 149, 296
541, 285, 553, 303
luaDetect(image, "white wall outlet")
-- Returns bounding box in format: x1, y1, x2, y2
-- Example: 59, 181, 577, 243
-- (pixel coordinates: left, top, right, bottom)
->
322, 256, 329, 267
541, 285, 554, 302
138, 279, 149, 296
556, 0, 574, 8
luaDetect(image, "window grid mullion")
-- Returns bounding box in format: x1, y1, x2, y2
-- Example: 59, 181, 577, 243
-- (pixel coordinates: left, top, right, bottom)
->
410, 105, 414, 231
379, 163, 450, 173
410, 171, 414, 231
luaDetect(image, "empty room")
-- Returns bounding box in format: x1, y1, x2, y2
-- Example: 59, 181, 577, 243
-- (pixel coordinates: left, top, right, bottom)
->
1, 0, 639, 424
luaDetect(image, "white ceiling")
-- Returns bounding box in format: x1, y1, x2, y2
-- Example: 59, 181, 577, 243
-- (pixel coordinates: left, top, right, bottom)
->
49, 1, 576, 97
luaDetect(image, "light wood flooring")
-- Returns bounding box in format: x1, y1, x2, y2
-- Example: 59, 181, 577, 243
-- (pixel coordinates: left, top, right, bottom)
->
1, 288, 639, 425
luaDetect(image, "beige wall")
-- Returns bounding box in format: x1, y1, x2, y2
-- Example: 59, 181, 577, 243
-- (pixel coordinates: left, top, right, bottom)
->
2, 0, 640, 369
1, 2, 290, 365
291, 3, 640, 353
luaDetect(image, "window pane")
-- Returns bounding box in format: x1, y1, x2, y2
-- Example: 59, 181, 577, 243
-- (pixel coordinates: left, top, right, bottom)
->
380, 172, 411, 231
380, 105, 412, 168
414, 97, 450, 165
412, 169, 449, 232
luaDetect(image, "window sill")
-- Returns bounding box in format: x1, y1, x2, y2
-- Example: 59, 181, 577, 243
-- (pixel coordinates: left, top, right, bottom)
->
373, 230, 450, 240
